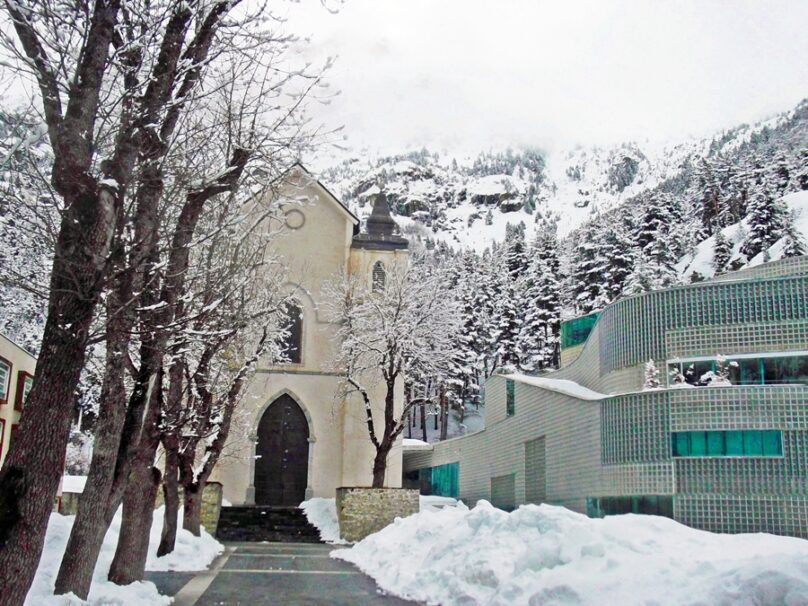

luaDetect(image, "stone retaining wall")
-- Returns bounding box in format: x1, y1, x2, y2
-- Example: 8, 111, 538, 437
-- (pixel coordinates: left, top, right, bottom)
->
336, 487, 419, 542
61, 481, 224, 535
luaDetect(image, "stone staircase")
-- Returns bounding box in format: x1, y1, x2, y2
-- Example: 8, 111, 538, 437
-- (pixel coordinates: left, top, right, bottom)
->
216, 506, 323, 543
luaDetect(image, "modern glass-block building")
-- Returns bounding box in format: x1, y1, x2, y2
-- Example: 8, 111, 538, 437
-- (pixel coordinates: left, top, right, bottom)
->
403, 256, 808, 537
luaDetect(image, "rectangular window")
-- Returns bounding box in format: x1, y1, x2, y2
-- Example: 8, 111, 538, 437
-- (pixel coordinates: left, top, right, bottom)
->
672, 430, 783, 457
669, 354, 808, 387
586, 495, 674, 520
0, 357, 11, 405
506, 380, 515, 417
15, 372, 33, 411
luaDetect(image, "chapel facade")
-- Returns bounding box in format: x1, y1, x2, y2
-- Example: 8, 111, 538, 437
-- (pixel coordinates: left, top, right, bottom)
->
211, 164, 409, 506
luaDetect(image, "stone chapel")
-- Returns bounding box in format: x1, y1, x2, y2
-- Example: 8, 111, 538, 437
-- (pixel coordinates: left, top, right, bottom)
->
211, 164, 409, 506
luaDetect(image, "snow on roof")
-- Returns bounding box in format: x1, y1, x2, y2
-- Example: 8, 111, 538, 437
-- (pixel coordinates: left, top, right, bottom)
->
403, 438, 433, 452
62, 475, 87, 494
502, 374, 606, 401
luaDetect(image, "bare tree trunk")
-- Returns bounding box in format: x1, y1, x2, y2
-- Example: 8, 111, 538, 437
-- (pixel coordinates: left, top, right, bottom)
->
107, 465, 161, 585
182, 483, 204, 536
157, 438, 180, 556
372, 442, 392, 488
107, 372, 163, 583
420, 400, 428, 442
439, 385, 448, 441
54, 283, 130, 598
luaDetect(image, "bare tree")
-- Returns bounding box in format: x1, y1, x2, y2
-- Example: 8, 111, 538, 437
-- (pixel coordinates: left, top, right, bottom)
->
0, 1, 330, 601
324, 256, 460, 487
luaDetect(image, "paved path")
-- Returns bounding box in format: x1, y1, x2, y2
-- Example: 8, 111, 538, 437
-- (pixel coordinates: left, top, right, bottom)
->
146, 542, 418, 606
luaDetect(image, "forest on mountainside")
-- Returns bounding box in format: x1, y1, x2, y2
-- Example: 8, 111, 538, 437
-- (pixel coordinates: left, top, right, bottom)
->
2, 100, 807, 443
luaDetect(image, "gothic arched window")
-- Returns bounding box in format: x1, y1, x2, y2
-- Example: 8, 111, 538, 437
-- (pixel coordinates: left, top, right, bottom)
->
281, 302, 303, 364
372, 261, 386, 292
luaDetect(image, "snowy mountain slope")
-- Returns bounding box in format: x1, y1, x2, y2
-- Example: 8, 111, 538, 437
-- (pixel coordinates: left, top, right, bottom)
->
324, 140, 703, 252
677, 190, 808, 280
321, 100, 806, 254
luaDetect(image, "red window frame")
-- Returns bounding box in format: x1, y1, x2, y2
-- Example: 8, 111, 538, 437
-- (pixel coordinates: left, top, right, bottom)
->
0, 418, 6, 458
15, 371, 33, 412
0, 355, 12, 406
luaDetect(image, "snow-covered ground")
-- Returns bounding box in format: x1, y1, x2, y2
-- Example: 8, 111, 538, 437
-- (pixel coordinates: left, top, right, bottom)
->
27, 506, 223, 606
334, 500, 808, 606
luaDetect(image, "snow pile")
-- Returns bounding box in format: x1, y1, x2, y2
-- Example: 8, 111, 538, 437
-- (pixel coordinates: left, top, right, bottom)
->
420, 496, 460, 512
303, 496, 461, 543
334, 501, 808, 606
27, 506, 223, 605
301, 497, 346, 544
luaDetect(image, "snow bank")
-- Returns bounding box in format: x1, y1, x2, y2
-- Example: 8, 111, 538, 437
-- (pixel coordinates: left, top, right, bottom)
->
27, 506, 223, 605
334, 501, 808, 606
303, 496, 461, 544
301, 497, 346, 544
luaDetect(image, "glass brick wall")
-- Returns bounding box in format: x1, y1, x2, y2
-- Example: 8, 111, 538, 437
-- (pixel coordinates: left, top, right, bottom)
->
598, 275, 808, 374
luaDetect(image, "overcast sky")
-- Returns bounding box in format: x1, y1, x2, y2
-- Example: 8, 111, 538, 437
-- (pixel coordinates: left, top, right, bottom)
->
283, 0, 808, 162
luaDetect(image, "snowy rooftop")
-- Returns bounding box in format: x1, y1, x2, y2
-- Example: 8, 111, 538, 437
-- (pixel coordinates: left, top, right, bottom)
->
502, 374, 607, 401
62, 475, 87, 494
402, 438, 433, 452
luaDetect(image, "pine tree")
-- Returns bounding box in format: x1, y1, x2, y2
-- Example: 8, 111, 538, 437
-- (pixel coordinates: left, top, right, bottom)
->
517, 222, 561, 371
712, 229, 732, 274
741, 185, 788, 259
644, 359, 661, 389
593, 219, 634, 308
780, 214, 808, 258
569, 226, 603, 314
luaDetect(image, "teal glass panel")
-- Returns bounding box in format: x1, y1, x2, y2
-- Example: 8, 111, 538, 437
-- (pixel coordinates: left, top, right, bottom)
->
672, 432, 689, 457
671, 430, 782, 458
761, 431, 783, 456
506, 380, 515, 417
744, 430, 763, 456
725, 431, 744, 455
560, 312, 600, 349
690, 431, 707, 456
431, 462, 459, 497
707, 431, 725, 456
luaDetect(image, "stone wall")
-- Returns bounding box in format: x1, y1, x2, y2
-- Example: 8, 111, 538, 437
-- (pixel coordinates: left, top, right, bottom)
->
62, 481, 224, 534
336, 487, 419, 542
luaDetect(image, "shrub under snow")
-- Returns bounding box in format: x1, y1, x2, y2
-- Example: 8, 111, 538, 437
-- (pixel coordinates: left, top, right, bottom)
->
333, 500, 808, 606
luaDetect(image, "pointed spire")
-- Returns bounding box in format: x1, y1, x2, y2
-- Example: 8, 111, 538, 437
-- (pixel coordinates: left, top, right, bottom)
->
352, 192, 409, 250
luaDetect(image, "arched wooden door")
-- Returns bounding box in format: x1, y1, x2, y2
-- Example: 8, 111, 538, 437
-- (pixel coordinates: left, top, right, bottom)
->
255, 395, 310, 506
